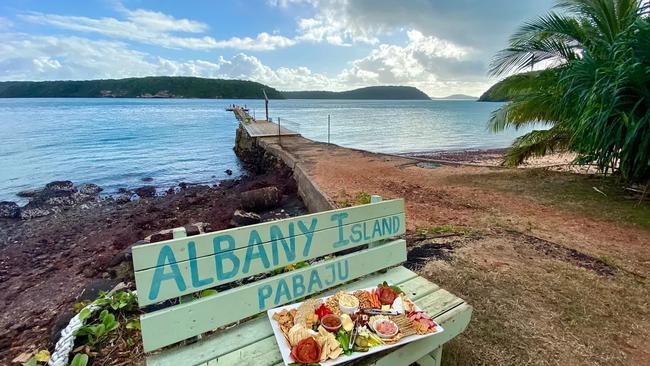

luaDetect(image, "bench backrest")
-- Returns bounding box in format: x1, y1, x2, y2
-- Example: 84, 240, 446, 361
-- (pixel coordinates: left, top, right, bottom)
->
132, 197, 406, 353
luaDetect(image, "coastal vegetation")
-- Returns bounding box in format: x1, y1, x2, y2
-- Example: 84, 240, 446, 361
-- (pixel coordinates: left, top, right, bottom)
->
0, 76, 285, 99
0, 79, 433, 101
488, 0, 650, 184
478, 72, 538, 102
281, 86, 431, 100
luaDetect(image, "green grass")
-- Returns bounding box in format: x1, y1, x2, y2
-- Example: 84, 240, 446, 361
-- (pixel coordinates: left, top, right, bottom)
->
416, 225, 475, 236
449, 169, 650, 231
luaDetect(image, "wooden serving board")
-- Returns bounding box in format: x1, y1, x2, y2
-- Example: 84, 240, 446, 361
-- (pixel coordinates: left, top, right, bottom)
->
266, 286, 444, 366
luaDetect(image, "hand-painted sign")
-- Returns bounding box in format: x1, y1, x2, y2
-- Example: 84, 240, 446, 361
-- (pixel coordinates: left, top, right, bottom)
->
257, 259, 349, 310
133, 200, 405, 306
139, 239, 407, 352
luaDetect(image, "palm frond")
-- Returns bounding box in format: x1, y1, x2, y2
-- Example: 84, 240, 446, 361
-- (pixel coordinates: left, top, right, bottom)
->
489, 0, 650, 183
490, 12, 585, 76
503, 127, 572, 166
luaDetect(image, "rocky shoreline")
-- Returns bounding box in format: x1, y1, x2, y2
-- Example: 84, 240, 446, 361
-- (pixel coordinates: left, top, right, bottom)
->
0, 167, 306, 364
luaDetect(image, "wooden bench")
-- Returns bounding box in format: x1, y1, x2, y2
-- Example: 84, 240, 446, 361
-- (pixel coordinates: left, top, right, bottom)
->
132, 197, 472, 366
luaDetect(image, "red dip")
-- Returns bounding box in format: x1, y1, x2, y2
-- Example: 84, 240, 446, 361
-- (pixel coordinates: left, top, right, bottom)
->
321, 314, 342, 332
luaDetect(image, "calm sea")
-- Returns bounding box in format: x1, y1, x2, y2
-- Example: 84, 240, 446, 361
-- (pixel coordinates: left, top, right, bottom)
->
0, 98, 527, 202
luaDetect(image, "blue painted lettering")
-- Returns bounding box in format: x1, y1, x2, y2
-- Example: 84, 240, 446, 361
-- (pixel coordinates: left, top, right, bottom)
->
242, 230, 270, 273
274, 279, 292, 305
188, 241, 213, 288
148, 245, 187, 301
382, 217, 392, 235
350, 223, 362, 243
324, 263, 336, 286
258, 285, 272, 310
307, 270, 323, 292
213, 235, 240, 280
292, 274, 305, 298
298, 218, 318, 256
270, 224, 296, 266
393, 216, 401, 233
331, 213, 349, 247
372, 220, 382, 238
363, 222, 371, 241
337, 260, 349, 281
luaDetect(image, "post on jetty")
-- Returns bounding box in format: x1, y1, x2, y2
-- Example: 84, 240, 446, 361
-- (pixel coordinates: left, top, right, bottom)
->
229, 103, 299, 140
263, 89, 269, 122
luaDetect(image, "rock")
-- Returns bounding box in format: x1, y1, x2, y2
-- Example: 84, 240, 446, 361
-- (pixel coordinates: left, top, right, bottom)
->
184, 224, 201, 236
16, 188, 43, 198
78, 183, 102, 195
135, 185, 156, 198
141, 177, 154, 182
50, 308, 75, 343
0, 332, 13, 349
179, 182, 188, 190
20, 204, 60, 220
240, 186, 281, 211
231, 209, 261, 226
44, 194, 77, 206
79, 278, 121, 301
82, 266, 98, 278
150, 231, 173, 242
0, 201, 20, 218
107, 247, 133, 267
219, 179, 238, 189
44, 180, 76, 193
117, 187, 130, 194
115, 194, 131, 204
225, 169, 233, 176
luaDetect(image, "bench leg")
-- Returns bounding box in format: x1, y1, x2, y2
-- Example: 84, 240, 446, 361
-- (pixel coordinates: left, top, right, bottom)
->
416, 346, 442, 366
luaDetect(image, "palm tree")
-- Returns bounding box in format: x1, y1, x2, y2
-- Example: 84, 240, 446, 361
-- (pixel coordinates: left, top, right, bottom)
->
489, 0, 650, 183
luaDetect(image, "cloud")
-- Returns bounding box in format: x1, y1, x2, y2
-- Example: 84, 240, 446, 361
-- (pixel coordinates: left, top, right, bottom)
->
0, 16, 13, 29
0, 30, 494, 96
19, 8, 295, 51
0, 33, 329, 90
337, 30, 490, 96
295, 9, 378, 45
276, 0, 554, 54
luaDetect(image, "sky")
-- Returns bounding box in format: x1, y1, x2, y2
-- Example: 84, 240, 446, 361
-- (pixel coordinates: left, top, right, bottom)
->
0, 0, 555, 97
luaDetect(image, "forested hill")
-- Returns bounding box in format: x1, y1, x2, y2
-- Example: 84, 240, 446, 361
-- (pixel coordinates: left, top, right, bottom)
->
282, 86, 431, 100
478, 71, 541, 102
0, 77, 285, 99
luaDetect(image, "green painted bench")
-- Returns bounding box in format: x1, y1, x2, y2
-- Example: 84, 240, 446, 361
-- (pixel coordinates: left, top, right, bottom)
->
132, 197, 472, 366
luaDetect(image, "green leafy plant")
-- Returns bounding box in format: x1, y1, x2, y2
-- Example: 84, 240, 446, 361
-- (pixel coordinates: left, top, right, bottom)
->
489, 0, 650, 184
22, 350, 50, 366
356, 191, 372, 205
125, 319, 141, 330
68, 353, 89, 366
92, 290, 138, 312
199, 289, 219, 298
75, 310, 120, 346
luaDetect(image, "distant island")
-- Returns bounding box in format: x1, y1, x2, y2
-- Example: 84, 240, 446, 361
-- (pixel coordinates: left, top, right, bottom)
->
0, 76, 285, 99
0, 78, 434, 100
431, 94, 477, 100
282, 86, 430, 100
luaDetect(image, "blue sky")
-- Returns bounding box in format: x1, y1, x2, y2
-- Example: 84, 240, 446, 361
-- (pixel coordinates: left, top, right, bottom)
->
0, 0, 555, 96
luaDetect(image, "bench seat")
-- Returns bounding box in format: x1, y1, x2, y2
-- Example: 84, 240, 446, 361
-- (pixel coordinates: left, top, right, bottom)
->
148, 266, 471, 366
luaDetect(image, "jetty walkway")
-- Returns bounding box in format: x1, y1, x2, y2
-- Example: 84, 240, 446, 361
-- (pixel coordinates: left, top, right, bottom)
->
231, 106, 299, 138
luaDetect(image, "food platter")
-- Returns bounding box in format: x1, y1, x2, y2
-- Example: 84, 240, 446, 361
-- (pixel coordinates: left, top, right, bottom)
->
267, 283, 444, 365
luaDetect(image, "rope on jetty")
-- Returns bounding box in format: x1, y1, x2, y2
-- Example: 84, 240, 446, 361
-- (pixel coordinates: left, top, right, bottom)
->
48, 287, 134, 366
47, 302, 102, 366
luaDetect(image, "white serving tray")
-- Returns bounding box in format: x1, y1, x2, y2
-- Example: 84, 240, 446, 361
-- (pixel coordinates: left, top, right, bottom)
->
267, 287, 444, 366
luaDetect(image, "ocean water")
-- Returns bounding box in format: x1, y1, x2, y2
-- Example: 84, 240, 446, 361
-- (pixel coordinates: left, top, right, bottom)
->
0, 98, 528, 202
